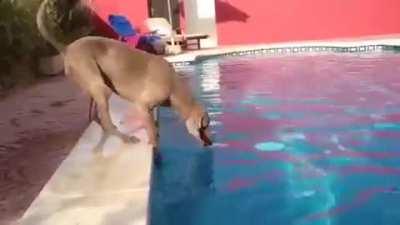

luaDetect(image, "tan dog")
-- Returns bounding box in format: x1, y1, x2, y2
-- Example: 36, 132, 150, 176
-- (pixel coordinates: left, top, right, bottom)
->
36, 0, 212, 148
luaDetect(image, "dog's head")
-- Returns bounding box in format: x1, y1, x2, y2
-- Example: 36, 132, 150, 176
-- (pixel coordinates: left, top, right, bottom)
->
185, 104, 213, 147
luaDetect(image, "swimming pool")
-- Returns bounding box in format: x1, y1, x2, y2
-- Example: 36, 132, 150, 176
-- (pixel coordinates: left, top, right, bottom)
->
150, 53, 400, 225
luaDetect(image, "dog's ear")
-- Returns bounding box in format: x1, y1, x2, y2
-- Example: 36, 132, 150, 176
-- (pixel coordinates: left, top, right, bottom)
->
200, 113, 210, 129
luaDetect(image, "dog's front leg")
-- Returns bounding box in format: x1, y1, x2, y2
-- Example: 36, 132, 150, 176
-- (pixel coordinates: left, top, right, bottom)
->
137, 106, 159, 149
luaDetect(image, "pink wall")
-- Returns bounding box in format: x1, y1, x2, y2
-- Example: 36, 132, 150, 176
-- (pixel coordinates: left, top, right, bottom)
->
216, 0, 400, 45
89, 0, 148, 36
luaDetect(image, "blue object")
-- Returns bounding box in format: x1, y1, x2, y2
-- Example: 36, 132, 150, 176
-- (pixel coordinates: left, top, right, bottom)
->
108, 14, 137, 37
137, 35, 162, 48
145, 35, 162, 44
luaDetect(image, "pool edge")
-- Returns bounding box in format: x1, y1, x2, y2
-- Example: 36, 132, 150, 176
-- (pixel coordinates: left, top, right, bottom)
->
165, 38, 400, 66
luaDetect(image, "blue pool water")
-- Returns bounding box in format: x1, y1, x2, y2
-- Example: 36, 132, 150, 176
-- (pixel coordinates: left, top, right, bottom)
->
150, 54, 400, 225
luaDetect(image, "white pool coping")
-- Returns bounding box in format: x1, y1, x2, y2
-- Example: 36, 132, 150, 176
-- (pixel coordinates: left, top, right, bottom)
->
18, 36, 400, 225
166, 36, 400, 63
18, 95, 153, 225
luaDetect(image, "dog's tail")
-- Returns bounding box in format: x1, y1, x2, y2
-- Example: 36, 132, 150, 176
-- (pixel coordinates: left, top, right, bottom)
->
36, 0, 66, 53
37, 0, 97, 123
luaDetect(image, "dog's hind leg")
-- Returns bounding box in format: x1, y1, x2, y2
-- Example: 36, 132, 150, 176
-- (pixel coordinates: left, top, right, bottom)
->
66, 59, 137, 146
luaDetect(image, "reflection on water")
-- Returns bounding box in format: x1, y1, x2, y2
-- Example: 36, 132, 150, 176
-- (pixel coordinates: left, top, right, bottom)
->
151, 54, 400, 225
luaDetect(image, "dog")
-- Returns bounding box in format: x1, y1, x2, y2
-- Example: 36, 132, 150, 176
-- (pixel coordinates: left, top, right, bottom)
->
36, 0, 212, 149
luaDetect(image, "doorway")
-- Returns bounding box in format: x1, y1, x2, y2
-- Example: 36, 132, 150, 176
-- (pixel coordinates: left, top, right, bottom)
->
148, 0, 181, 30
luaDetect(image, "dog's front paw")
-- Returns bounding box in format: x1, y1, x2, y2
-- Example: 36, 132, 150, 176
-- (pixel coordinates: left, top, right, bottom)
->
153, 151, 162, 167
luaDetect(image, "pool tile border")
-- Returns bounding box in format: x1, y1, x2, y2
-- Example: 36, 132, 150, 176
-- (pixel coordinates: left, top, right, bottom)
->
170, 44, 400, 67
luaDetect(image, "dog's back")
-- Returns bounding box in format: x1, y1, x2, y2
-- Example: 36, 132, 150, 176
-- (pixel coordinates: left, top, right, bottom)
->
65, 36, 175, 105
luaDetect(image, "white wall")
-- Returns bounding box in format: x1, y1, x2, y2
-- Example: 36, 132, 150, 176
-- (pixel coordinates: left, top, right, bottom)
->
183, 0, 218, 48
